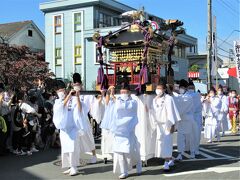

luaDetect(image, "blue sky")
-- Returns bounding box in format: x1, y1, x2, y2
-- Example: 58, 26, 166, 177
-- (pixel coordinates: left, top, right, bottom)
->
0, 0, 239, 58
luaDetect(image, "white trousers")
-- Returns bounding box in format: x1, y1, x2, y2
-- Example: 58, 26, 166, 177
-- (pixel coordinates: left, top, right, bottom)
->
177, 133, 195, 153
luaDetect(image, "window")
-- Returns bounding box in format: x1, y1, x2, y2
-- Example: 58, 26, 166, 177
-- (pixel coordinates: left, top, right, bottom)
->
28, 30, 32, 37
190, 46, 192, 52
96, 12, 118, 28
55, 48, 62, 65
74, 13, 81, 32
74, 46, 82, 64
54, 16, 62, 34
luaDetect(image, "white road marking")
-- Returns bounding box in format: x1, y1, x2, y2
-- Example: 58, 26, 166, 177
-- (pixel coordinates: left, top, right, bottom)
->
199, 150, 215, 159
164, 167, 240, 177
199, 147, 235, 159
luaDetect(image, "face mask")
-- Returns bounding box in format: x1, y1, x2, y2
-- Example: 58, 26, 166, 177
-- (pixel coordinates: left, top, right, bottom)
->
57, 92, 65, 100
73, 86, 81, 92
155, 89, 164, 96
209, 93, 215, 97
218, 91, 223, 95
121, 94, 129, 101
179, 88, 185, 94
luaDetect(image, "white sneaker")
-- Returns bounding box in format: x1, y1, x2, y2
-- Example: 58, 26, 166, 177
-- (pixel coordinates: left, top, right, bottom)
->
136, 161, 142, 175
62, 168, 71, 175
69, 167, 78, 176
163, 161, 170, 171
18, 150, 27, 156
207, 139, 212, 143
27, 151, 32, 156
176, 154, 182, 161
31, 147, 39, 153
168, 160, 174, 167
90, 156, 97, 164
119, 173, 128, 179
190, 152, 195, 159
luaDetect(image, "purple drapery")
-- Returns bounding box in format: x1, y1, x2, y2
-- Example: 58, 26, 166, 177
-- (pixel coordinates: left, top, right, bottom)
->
135, 63, 148, 93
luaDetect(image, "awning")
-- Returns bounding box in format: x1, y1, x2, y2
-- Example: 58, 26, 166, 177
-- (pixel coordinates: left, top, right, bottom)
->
227, 67, 237, 77
188, 72, 200, 78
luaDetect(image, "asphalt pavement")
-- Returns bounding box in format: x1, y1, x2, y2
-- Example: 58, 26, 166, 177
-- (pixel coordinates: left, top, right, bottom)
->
0, 131, 239, 180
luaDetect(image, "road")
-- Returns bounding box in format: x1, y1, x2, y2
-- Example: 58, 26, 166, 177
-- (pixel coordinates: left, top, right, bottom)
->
0, 131, 239, 180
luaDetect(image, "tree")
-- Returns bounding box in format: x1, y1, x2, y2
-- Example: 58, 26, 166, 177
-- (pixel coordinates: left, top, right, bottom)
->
189, 64, 200, 72
0, 43, 54, 91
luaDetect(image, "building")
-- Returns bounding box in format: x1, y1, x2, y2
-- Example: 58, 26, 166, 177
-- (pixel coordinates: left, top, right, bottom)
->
188, 54, 223, 69
0, 20, 45, 52
40, 0, 198, 90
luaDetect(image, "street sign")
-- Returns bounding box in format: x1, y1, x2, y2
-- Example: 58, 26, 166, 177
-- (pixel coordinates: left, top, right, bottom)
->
217, 68, 229, 79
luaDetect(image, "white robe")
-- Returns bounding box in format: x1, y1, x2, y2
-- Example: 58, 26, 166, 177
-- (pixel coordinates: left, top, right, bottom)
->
53, 97, 86, 168
150, 94, 181, 158
78, 95, 96, 153
100, 98, 115, 157
187, 91, 203, 152
203, 97, 221, 140
174, 92, 195, 153
110, 97, 141, 174
132, 94, 156, 161
218, 95, 230, 132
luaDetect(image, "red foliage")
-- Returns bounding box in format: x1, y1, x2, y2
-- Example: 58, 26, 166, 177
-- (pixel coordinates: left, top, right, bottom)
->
0, 44, 54, 90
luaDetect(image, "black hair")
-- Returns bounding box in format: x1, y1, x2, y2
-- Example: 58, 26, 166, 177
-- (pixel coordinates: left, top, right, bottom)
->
16, 92, 25, 101
121, 81, 130, 91
179, 79, 189, 88
73, 73, 82, 84
208, 87, 216, 94
157, 81, 167, 89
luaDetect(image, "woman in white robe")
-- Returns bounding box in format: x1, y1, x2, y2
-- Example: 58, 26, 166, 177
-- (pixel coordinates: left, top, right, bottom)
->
203, 88, 222, 143
110, 83, 142, 179
149, 83, 181, 170
53, 85, 87, 176
217, 87, 229, 136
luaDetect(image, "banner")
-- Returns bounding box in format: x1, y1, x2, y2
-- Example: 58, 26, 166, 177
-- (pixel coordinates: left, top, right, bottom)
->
233, 41, 240, 83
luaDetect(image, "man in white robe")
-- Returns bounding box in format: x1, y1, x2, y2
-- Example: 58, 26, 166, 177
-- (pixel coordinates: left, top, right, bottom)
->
150, 83, 181, 170
133, 94, 156, 165
91, 87, 115, 164
187, 81, 203, 155
203, 88, 222, 143
217, 87, 229, 136
53, 81, 86, 176
110, 83, 142, 179
175, 79, 195, 160
72, 73, 97, 164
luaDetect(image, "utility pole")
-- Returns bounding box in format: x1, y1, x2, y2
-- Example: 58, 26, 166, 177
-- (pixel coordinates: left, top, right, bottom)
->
213, 16, 218, 89
207, 0, 212, 90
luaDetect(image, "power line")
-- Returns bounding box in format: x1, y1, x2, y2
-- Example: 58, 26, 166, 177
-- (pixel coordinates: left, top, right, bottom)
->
218, 30, 240, 47
217, 53, 230, 58
217, 46, 230, 53
217, 37, 233, 47
218, 0, 239, 16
